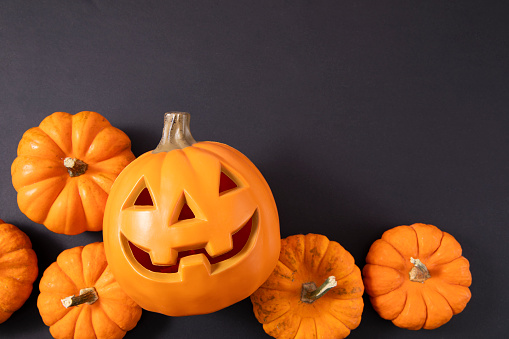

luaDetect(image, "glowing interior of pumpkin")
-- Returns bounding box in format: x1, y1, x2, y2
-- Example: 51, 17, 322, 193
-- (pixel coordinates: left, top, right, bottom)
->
125, 171, 254, 273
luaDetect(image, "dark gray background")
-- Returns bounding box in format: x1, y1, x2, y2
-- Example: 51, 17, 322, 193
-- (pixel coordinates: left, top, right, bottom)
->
1, 1, 508, 338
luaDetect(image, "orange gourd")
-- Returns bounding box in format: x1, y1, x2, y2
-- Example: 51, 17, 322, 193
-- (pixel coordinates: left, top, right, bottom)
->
11, 111, 135, 235
103, 112, 280, 316
251, 234, 364, 339
363, 223, 472, 330
37, 242, 142, 338
0, 219, 38, 323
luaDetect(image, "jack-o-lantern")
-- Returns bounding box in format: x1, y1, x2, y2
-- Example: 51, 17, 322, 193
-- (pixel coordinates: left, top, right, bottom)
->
103, 112, 280, 316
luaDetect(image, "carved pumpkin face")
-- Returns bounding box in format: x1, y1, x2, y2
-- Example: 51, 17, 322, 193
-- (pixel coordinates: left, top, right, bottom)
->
103, 113, 280, 316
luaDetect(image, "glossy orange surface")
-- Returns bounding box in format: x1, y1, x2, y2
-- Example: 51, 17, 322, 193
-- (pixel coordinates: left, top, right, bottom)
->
104, 137, 280, 316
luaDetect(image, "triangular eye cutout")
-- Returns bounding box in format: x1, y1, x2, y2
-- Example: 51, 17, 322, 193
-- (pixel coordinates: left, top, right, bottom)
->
219, 169, 238, 195
134, 187, 154, 206
178, 196, 195, 221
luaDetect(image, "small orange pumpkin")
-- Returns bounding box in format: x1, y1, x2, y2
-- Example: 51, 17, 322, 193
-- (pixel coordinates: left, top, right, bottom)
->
251, 234, 364, 339
363, 223, 472, 330
103, 112, 280, 316
0, 219, 38, 323
37, 242, 142, 338
11, 111, 135, 235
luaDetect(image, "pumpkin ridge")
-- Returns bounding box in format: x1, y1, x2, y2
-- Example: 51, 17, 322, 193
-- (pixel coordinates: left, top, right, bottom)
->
428, 283, 455, 314
330, 258, 356, 282
421, 230, 445, 263
421, 285, 452, 328
0, 260, 34, 271
325, 307, 353, 330
12, 156, 67, 186
380, 239, 407, 267
383, 287, 408, 320
89, 173, 116, 195
51, 186, 81, 228
76, 177, 108, 232
0, 278, 32, 310
312, 236, 331, 275
95, 301, 125, 332
50, 305, 80, 336
421, 288, 429, 331
83, 126, 132, 162
71, 112, 110, 159
427, 235, 464, 267
14, 153, 65, 162
75, 179, 94, 231
178, 147, 194, 172
16, 176, 67, 224
311, 317, 318, 338
54, 254, 82, 290
276, 258, 298, 279
0, 267, 37, 283
26, 127, 67, 158
394, 284, 428, 330
0, 242, 31, 257
38, 265, 75, 297
429, 256, 463, 268
38, 112, 73, 155
89, 152, 136, 173
329, 270, 364, 300
81, 244, 108, 287
292, 317, 303, 339
257, 302, 293, 325
37, 293, 74, 326
92, 269, 116, 291
62, 180, 86, 235
195, 142, 247, 164
408, 225, 420, 259
365, 268, 405, 298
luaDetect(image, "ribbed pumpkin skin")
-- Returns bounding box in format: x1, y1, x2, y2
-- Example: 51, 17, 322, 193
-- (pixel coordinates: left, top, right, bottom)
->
363, 223, 472, 330
37, 242, 142, 339
251, 234, 364, 339
0, 219, 38, 323
11, 111, 135, 235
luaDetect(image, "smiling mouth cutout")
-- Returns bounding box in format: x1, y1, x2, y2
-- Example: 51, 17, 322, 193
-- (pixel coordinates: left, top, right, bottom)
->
127, 214, 254, 274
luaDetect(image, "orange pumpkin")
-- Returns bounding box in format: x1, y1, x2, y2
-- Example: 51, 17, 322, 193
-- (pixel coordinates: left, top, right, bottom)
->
363, 223, 472, 330
251, 234, 364, 339
0, 219, 38, 323
103, 112, 280, 316
37, 242, 142, 338
11, 111, 135, 235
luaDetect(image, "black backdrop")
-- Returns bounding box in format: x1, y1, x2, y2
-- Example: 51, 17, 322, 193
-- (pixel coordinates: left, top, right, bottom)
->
1, 1, 508, 338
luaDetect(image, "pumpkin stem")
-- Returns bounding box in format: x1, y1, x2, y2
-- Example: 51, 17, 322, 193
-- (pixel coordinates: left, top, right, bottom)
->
61, 287, 98, 308
409, 257, 431, 283
64, 157, 88, 177
301, 276, 337, 303
153, 112, 197, 153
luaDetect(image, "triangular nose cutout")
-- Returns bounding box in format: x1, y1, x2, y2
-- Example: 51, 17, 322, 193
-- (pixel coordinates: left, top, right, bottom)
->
178, 196, 195, 220
219, 169, 238, 195
134, 187, 154, 206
